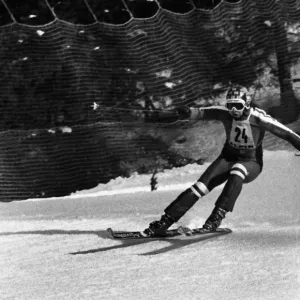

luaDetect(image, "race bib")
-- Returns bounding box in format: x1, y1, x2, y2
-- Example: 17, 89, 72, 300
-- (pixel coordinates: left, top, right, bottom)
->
229, 119, 255, 149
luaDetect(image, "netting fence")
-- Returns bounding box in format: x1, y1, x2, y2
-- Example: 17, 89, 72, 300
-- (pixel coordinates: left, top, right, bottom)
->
0, 0, 300, 201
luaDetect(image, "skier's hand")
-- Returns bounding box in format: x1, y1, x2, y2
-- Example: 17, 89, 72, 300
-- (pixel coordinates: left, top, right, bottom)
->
177, 106, 191, 119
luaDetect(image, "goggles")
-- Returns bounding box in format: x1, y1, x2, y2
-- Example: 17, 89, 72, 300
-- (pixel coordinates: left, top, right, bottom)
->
226, 101, 245, 111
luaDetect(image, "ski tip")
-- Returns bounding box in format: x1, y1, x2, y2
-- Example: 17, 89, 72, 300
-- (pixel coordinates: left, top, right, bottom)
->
216, 227, 232, 233
220, 228, 232, 234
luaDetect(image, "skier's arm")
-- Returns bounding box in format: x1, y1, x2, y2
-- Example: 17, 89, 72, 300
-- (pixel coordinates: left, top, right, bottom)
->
178, 106, 228, 121
257, 110, 300, 151
144, 109, 179, 123
145, 106, 228, 123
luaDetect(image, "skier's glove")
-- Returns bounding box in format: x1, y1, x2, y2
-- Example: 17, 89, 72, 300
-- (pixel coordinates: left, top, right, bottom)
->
177, 106, 191, 119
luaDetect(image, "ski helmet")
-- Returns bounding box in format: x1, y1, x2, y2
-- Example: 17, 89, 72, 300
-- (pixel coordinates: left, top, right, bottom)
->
225, 86, 252, 111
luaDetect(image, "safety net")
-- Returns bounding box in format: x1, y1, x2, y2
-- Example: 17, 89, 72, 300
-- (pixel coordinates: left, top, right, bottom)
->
0, 0, 299, 201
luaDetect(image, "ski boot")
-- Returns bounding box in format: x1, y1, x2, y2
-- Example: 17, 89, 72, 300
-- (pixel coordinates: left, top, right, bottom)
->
143, 214, 175, 237
203, 206, 227, 231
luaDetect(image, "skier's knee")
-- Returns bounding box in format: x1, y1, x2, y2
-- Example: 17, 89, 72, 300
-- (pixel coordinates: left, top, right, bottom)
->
190, 181, 209, 198
230, 163, 248, 181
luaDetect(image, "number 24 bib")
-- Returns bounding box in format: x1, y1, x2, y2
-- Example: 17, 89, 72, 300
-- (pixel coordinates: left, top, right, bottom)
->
229, 119, 255, 149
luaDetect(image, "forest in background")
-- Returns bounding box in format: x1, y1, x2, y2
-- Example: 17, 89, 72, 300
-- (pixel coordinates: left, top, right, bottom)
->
0, 0, 300, 201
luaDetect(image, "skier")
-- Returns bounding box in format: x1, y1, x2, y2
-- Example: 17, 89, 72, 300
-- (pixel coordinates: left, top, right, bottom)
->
144, 85, 300, 236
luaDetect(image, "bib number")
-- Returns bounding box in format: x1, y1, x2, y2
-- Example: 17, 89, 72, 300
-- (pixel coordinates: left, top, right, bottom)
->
235, 127, 248, 143
229, 120, 255, 149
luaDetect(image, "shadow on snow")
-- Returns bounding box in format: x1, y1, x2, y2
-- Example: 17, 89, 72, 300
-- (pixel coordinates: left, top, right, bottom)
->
0, 229, 230, 255
70, 233, 230, 256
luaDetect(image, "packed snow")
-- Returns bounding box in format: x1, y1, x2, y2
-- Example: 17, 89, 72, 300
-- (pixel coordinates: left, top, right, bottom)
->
0, 150, 299, 300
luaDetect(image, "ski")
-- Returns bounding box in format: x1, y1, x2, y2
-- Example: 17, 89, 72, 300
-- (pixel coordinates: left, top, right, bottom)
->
107, 226, 232, 239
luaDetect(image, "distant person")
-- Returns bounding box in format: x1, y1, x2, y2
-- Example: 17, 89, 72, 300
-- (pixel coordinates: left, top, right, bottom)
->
144, 85, 300, 236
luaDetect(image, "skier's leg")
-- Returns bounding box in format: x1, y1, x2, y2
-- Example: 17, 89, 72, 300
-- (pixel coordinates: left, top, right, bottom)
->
144, 157, 231, 236
164, 157, 231, 221
203, 161, 262, 230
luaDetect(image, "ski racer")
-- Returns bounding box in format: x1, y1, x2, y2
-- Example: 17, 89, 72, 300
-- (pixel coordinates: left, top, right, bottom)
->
144, 85, 300, 236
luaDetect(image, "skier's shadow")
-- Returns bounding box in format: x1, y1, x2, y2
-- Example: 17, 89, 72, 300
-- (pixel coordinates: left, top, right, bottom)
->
0, 229, 160, 255
71, 238, 157, 255
0, 229, 229, 256
71, 232, 230, 256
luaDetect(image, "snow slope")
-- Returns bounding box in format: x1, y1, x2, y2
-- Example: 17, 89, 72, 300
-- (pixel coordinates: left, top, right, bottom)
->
0, 151, 299, 300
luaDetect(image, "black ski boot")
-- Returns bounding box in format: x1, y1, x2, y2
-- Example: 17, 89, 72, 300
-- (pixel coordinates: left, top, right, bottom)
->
143, 214, 175, 237
203, 207, 227, 231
